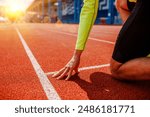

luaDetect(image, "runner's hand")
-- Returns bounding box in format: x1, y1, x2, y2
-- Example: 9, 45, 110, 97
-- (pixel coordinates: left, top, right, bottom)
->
52, 50, 82, 80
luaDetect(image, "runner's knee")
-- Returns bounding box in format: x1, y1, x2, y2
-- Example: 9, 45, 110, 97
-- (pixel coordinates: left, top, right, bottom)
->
115, 0, 128, 11
110, 59, 123, 78
115, 0, 120, 11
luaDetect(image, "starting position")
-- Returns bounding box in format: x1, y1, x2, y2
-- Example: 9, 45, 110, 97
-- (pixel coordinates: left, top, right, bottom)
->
52, 0, 150, 81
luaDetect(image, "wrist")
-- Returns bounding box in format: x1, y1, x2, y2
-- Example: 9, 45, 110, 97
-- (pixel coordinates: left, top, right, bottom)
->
73, 50, 83, 58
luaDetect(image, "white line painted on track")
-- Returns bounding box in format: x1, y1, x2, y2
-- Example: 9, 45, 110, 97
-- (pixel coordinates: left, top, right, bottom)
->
50, 30, 115, 45
15, 27, 61, 100
78, 63, 110, 71
45, 63, 110, 76
89, 37, 115, 44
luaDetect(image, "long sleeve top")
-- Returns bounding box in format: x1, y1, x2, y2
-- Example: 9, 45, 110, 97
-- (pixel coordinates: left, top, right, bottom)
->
75, 0, 99, 50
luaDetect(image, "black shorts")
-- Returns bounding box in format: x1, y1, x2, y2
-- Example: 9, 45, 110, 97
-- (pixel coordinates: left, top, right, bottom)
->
127, 0, 136, 11
112, 0, 150, 63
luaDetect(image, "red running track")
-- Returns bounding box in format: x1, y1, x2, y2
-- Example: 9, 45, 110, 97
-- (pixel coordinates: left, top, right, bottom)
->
0, 23, 150, 100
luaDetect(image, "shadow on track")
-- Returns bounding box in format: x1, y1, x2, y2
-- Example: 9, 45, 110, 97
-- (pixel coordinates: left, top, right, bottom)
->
71, 72, 150, 100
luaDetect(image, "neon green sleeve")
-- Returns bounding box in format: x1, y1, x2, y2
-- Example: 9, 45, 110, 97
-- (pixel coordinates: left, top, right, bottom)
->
75, 0, 99, 50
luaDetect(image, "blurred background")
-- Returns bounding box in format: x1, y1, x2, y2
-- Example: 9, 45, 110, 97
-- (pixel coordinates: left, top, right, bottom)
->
0, 0, 122, 24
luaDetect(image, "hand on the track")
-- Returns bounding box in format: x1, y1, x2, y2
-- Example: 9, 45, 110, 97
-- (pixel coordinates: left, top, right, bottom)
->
52, 50, 82, 80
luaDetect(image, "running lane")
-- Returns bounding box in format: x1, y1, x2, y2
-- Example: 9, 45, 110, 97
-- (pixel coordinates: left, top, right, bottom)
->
0, 24, 47, 100
17, 23, 150, 100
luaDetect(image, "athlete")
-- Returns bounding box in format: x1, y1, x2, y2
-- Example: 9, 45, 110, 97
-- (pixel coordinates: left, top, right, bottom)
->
115, 0, 136, 22
52, 0, 150, 80
52, 0, 99, 80
111, 0, 150, 80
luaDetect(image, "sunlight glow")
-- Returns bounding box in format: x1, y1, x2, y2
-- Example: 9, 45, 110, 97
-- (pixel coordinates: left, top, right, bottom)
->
9, 4, 24, 13
0, 0, 34, 22
7, 0, 26, 13
4, 1, 27, 22
6, 4, 23, 21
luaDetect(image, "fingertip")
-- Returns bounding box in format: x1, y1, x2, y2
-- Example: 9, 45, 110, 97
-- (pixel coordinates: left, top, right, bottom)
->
56, 76, 64, 80
65, 76, 70, 81
52, 73, 57, 78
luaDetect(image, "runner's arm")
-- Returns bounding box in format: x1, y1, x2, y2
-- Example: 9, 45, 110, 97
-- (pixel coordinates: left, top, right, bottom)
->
52, 0, 99, 80
75, 0, 99, 50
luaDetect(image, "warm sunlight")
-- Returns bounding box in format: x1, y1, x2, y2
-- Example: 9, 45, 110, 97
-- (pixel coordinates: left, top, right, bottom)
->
8, 4, 24, 13
6, 5, 23, 22
0, 0, 34, 22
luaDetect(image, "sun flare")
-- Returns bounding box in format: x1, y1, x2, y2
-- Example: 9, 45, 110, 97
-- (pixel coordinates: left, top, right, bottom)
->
9, 4, 23, 13
5, 2, 25, 22
1, 0, 33, 22
7, 1, 25, 13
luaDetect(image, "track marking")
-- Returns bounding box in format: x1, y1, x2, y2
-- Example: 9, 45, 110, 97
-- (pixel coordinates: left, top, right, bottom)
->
89, 37, 115, 44
50, 30, 115, 45
79, 63, 110, 71
45, 63, 110, 76
15, 27, 61, 100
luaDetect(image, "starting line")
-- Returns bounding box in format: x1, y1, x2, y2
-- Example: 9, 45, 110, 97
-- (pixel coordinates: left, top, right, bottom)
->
45, 63, 110, 76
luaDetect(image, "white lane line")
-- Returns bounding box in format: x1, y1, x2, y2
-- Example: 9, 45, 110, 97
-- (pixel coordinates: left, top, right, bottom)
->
79, 63, 110, 71
45, 63, 110, 76
89, 37, 115, 44
15, 27, 61, 100
50, 30, 115, 45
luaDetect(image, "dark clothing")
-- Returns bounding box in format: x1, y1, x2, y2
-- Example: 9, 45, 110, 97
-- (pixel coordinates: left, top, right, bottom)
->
113, 0, 150, 63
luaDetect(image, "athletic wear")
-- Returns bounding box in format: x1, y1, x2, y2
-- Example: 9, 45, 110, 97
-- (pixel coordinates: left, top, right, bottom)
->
129, 0, 137, 2
75, 0, 99, 50
112, 0, 150, 63
127, 0, 137, 11
75, 0, 137, 50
